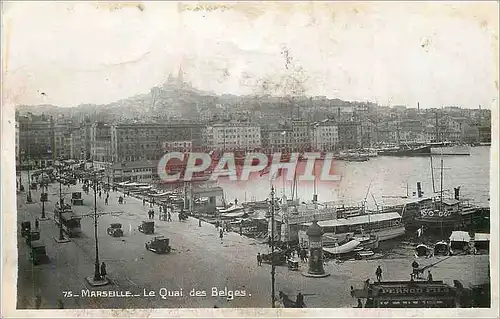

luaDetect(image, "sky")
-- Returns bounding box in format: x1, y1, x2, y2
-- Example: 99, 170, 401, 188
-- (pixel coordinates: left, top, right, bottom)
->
2, 1, 499, 109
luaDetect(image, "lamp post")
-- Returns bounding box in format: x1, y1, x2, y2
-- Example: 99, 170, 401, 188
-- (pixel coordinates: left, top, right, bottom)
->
270, 186, 276, 308
92, 171, 101, 282
81, 170, 121, 287
26, 154, 32, 203
54, 163, 70, 243
39, 182, 48, 221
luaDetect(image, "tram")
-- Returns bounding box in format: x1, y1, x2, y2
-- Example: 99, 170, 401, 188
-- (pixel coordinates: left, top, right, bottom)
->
54, 206, 82, 237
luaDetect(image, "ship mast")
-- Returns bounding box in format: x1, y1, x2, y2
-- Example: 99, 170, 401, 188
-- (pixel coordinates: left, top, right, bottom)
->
439, 149, 444, 239
430, 156, 436, 194
364, 183, 372, 235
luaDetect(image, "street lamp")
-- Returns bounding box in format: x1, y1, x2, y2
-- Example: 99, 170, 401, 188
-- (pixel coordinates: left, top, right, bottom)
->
270, 186, 276, 308
81, 170, 122, 286
39, 182, 49, 221
26, 154, 32, 203
54, 163, 70, 243
92, 171, 101, 282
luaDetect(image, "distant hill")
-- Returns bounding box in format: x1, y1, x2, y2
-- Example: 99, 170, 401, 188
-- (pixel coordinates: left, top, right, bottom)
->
16, 78, 360, 122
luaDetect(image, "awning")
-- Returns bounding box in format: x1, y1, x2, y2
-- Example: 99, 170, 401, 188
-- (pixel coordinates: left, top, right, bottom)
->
449, 231, 470, 242
474, 233, 490, 242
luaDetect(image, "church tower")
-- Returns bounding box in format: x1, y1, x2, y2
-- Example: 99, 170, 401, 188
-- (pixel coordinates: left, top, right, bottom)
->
177, 64, 184, 86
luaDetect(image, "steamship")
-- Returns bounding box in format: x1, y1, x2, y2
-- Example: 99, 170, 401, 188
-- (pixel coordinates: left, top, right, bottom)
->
378, 183, 489, 233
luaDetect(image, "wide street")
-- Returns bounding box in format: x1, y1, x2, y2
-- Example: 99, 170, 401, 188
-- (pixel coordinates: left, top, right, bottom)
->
15, 172, 490, 309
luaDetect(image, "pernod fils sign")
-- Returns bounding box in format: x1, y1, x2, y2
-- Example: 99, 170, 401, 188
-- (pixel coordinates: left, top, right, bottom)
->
379, 285, 450, 296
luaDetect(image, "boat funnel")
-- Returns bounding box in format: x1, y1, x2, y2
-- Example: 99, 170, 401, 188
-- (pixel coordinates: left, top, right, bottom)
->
312, 194, 318, 202
417, 182, 423, 198
454, 187, 460, 200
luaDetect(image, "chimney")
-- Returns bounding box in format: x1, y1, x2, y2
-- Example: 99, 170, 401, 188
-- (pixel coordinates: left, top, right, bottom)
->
417, 182, 423, 198
417, 102, 420, 111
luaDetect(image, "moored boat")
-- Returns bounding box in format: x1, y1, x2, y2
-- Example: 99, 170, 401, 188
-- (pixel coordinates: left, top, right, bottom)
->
434, 241, 451, 256
377, 145, 431, 156
298, 212, 406, 246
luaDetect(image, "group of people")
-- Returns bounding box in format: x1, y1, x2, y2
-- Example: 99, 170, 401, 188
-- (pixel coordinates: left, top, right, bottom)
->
142, 197, 156, 207
147, 209, 155, 220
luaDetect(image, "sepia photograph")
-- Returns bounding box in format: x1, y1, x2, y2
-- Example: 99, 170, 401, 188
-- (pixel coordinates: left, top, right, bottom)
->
1, 1, 498, 317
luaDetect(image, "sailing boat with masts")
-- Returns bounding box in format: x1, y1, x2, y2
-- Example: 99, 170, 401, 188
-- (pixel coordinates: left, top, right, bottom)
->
414, 150, 467, 233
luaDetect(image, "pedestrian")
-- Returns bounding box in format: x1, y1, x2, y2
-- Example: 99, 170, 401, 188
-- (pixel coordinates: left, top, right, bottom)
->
199, 219, 202, 227
143, 198, 146, 206
427, 271, 433, 282
99, 191, 102, 198
375, 265, 382, 282
57, 299, 64, 309
364, 279, 370, 290
35, 295, 42, 309
257, 253, 262, 266
412, 260, 420, 279
151, 210, 155, 219
219, 229, 224, 242
100, 262, 107, 279
350, 286, 355, 298
35, 218, 39, 231
357, 299, 363, 308
295, 292, 304, 308
105, 197, 108, 205
168, 212, 172, 222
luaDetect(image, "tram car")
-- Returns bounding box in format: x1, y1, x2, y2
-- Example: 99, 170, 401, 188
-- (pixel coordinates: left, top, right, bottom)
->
54, 206, 82, 237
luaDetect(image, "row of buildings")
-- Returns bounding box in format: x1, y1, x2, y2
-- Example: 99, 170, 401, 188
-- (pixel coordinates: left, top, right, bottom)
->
16, 110, 491, 171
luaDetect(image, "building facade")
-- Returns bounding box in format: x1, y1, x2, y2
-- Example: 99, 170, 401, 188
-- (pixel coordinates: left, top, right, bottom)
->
91, 122, 113, 165
110, 160, 158, 183
18, 114, 54, 168
291, 120, 311, 152
205, 122, 261, 151
111, 123, 204, 162
337, 121, 361, 149
311, 120, 339, 152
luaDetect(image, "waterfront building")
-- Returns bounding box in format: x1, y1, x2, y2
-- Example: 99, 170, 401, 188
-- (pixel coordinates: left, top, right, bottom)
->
110, 122, 204, 162
337, 121, 361, 149
264, 125, 293, 153
204, 122, 261, 151
18, 113, 54, 168
310, 119, 339, 152
110, 160, 158, 183
90, 122, 113, 169
162, 140, 193, 153
291, 120, 311, 152
478, 125, 491, 143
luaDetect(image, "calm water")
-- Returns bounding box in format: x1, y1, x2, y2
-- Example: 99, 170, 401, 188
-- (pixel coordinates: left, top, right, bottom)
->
217, 146, 491, 209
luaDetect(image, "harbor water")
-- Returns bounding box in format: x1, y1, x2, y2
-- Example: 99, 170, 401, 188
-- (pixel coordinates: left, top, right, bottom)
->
217, 146, 491, 209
